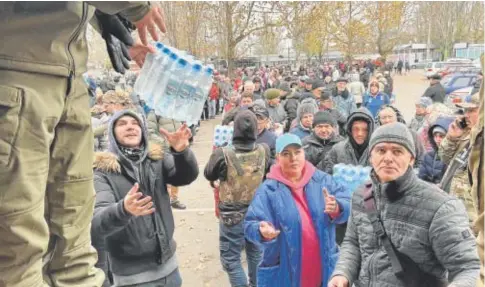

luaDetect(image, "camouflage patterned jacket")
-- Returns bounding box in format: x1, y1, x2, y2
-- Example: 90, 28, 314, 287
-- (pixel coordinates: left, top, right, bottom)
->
146, 110, 182, 152
204, 143, 272, 206
439, 133, 478, 228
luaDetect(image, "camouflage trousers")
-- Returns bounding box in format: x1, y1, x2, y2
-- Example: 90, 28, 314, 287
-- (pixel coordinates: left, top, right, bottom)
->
0, 70, 104, 286
450, 171, 478, 231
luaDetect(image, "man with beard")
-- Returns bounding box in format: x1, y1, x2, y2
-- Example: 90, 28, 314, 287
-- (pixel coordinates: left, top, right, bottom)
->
303, 111, 345, 167
332, 77, 357, 120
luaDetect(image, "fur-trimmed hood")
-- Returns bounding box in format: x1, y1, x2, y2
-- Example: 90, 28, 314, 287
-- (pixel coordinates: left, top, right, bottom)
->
93, 142, 164, 173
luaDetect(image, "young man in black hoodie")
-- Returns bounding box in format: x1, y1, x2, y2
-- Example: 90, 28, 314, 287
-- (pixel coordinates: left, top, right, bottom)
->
319, 107, 375, 175
92, 110, 199, 286
204, 110, 271, 287
303, 111, 345, 167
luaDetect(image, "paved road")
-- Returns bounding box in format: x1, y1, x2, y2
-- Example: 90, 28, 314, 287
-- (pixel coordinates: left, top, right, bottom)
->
172, 70, 430, 287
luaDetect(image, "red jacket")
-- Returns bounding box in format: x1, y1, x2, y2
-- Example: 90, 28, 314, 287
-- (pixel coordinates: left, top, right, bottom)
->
209, 83, 220, 100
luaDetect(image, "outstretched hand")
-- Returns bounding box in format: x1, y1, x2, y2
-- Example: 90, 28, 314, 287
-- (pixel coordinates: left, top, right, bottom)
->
129, 40, 156, 68
159, 124, 192, 152
134, 4, 167, 46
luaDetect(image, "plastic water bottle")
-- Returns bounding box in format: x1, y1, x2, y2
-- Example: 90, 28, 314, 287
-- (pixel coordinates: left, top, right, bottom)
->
148, 52, 179, 110
143, 47, 174, 104
157, 58, 190, 119
134, 42, 164, 96
188, 67, 213, 124
173, 63, 202, 123
213, 125, 234, 147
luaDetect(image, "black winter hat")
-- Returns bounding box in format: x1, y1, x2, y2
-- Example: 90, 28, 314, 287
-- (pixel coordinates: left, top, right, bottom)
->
232, 110, 258, 145
313, 111, 337, 128
320, 91, 332, 101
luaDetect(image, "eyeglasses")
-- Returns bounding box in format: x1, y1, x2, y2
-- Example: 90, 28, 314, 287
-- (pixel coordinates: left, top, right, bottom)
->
370, 84, 379, 87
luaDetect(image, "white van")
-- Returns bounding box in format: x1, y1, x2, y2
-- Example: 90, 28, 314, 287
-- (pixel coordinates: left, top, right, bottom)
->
424, 62, 444, 78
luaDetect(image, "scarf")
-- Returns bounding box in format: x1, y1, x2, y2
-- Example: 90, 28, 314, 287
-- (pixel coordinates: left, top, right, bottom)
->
119, 144, 145, 162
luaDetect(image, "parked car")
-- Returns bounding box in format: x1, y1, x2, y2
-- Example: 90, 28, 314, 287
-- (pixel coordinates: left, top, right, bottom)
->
424, 62, 445, 78
445, 58, 473, 63
441, 73, 477, 95
473, 58, 482, 68
445, 86, 473, 108
412, 59, 432, 69
438, 65, 478, 78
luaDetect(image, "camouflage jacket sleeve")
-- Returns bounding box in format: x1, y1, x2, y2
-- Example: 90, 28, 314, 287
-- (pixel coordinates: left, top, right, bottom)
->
93, 123, 108, 138
87, 2, 150, 22
145, 112, 166, 147
438, 135, 469, 165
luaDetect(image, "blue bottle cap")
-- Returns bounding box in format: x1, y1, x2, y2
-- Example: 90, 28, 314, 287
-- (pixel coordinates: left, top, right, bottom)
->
193, 64, 202, 72
206, 67, 214, 75
178, 58, 188, 66
169, 52, 178, 60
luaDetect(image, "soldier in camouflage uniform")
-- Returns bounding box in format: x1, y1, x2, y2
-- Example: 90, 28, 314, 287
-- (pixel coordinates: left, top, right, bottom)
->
468, 54, 484, 287
439, 93, 481, 230
0, 2, 166, 286
204, 110, 271, 287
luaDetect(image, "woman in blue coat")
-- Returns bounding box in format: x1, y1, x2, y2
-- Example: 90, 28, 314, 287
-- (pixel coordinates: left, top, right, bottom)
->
244, 134, 351, 287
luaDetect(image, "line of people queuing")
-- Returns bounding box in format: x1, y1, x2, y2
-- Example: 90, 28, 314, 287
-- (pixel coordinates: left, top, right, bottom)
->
86, 64, 483, 287
203, 67, 482, 287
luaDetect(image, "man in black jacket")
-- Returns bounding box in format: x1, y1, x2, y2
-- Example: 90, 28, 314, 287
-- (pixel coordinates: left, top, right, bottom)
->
303, 111, 345, 167
422, 74, 446, 103
92, 110, 198, 287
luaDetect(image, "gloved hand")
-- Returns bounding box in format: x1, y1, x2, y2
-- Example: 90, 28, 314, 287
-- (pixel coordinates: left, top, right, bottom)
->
95, 10, 136, 74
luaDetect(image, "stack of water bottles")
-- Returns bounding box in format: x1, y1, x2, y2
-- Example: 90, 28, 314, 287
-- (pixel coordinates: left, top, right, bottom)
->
332, 164, 372, 193
213, 125, 234, 147
134, 42, 214, 126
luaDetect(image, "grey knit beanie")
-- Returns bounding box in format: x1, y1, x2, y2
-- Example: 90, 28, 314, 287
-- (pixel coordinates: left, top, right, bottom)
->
369, 122, 416, 158
297, 101, 318, 121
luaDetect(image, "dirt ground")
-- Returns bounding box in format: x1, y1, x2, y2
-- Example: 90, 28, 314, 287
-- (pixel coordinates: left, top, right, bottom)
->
173, 70, 430, 287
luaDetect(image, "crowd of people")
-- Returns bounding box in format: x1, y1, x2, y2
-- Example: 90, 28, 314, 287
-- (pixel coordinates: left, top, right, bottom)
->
3, 3, 482, 287
86, 59, 483, 287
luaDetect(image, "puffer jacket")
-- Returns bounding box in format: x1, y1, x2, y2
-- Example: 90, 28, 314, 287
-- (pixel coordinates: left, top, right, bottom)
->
319, 108, 375, 174
0, 2, 149, 77
303, 133, 344, 167
418, 116, 454, 184
92, 110, 198, 281
267, 103, 287, 125
332, 168, 480, 287
332, 88, 357, 119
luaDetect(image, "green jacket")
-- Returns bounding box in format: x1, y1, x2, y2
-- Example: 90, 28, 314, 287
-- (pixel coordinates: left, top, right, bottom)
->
0, 2, 150, 77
